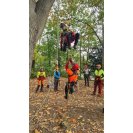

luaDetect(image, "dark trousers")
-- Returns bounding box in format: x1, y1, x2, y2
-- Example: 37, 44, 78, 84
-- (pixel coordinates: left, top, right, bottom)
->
54, 78, 59, 91
74, 33, 80, 47
36, 84, 44, 92
67, 32, 80, 48
84, 74, 89, 86
93, 80, 103, 95
65, 82, 75, 99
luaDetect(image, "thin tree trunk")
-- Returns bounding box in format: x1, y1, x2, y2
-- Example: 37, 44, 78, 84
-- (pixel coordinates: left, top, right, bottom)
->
83, 55, 84, 62
80, 40, 81, 78
87, 47, 89, 61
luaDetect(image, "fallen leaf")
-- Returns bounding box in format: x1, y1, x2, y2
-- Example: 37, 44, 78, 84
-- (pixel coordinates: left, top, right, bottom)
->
35, 129, 40, 133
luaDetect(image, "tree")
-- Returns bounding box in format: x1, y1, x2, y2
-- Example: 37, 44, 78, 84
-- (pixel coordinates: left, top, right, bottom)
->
29, 0, 55, 76
30, 0, 104, 78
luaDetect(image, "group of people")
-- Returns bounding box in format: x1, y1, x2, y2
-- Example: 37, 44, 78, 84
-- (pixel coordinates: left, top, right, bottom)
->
83, 63, 104, 97
36, 66, 61, 93
34, 22, 104, 114
35, 58, 104, 99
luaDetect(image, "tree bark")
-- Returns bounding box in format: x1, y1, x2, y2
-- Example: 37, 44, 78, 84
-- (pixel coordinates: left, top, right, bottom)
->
29, 0, 55, 76
87, 47, 89, 61
102, 23, 104, 68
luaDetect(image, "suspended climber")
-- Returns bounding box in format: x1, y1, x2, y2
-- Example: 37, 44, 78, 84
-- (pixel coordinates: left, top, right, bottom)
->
64, 58, 79, 99
60, 23, 80, 52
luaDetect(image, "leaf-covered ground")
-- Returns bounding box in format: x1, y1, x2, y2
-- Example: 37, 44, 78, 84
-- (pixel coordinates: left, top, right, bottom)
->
29, 77, 104, 133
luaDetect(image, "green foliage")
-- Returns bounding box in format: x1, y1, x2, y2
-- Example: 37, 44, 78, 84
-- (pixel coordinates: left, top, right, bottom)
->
30, 0, 104, 79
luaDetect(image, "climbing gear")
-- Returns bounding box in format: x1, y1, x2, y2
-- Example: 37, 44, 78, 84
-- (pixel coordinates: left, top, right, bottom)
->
60, 23, 80, 52
72, 63, 79, 71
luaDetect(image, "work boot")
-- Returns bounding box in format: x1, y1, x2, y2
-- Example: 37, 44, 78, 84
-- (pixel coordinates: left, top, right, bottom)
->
68, 45, 71, 49
62, 43, 67, 52
69, 87, 74, 94
91, 91, 96, 95
97, 93, 102, 97
40, 84, 44, 92
64, 94, 68, 99
73, 45, 77, 49
35, 85, 40, 93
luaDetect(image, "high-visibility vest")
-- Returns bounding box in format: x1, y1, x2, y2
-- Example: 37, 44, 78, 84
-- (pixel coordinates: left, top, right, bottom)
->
37, 71, 46, 79
95, 69, 104, 80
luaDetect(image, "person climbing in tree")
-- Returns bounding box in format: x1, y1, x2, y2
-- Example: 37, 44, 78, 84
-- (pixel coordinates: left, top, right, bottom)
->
64, 58, 79, 99
54, 65, 60, 92
60, 23, 80, 51
83, 64, 90, 87
92, 63, 104, 97
36, 68, 46, 92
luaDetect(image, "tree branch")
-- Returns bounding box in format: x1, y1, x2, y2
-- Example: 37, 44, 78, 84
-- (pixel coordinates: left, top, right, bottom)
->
74, 17, 102, 44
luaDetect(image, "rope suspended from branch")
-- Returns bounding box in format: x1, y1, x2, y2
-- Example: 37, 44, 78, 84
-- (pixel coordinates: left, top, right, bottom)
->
56, 0, 60, 66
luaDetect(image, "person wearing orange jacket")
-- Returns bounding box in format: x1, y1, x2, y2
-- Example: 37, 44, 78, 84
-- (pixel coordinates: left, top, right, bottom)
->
64, 58, 79, 99
36, 68, 46, 92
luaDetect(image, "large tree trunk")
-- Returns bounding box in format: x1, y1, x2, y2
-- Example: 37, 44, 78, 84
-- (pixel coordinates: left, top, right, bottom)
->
102, 23, 104, 68
29, 0, 55, 76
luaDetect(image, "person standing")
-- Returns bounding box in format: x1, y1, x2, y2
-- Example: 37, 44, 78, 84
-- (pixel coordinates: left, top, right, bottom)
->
54, 66, 60, 92
83, 64, 90, 87
92, 64, 104, 96
64, 58, 79, 99
36, 68, 46, 92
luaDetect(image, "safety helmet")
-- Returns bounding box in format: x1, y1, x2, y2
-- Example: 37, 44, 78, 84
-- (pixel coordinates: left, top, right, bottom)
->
60, 23, 66, 28
96, 64, 101, 67
40, 68, 43, 72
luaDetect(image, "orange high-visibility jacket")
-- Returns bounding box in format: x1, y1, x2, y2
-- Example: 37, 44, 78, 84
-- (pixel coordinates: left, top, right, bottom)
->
66, 69, 78, 82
